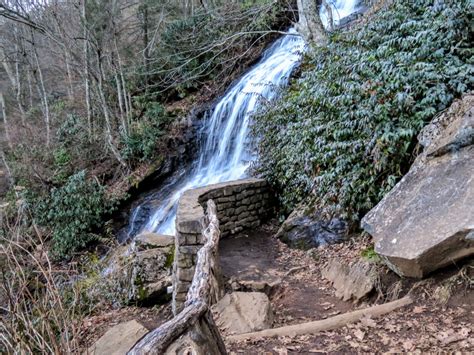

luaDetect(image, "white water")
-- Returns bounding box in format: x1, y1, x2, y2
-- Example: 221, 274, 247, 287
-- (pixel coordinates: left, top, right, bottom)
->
130, 1, 361, 237
132, 29, 305, 236
320, 0, 361, 28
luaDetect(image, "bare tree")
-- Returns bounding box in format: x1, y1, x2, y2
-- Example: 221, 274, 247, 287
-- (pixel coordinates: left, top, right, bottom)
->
0, 91, 12, 149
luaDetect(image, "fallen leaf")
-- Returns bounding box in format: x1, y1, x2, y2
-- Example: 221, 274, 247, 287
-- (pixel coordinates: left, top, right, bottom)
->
360, 316, 377, 328
286, 346, 301, 351
413, 306, 426, 314
380, 333, 391, 346
354, 329, 365, 341
273, 348, 287, 355
402, 339, 414, 351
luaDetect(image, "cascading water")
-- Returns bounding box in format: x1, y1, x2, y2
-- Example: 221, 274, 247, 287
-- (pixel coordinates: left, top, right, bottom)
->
129, 1, 361, 237
320, 0, 362, 27
135, 29, 306, 236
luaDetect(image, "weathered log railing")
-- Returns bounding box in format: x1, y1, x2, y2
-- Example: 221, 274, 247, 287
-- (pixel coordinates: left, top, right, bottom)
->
128, 200, 227, 355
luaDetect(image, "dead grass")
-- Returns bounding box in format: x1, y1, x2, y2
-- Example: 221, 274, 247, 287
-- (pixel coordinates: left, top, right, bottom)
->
0, 204, 83, 353
433, 263, 474, 305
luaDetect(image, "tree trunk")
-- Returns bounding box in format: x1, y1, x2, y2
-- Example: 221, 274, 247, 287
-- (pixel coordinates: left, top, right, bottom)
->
82, 0, 93, 140
14, 42, 26, 126
296, 0, 327, 46
26, 68, 34, 108
142, 1, 150, 87
30, 30, 51, 146
115, 73, 127, 136
64, 49, 74, 100
323, 0, 334, 32
114, 39, 130, 134
96, 50, 127, 168
0, 92, 12, 149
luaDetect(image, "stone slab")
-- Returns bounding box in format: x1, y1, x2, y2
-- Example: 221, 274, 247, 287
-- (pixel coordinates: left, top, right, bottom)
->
88, 320, 148, 355
322, 260, 376, 301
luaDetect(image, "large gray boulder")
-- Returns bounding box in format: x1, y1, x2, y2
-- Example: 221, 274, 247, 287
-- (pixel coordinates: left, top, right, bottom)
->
362, 93, 474, 278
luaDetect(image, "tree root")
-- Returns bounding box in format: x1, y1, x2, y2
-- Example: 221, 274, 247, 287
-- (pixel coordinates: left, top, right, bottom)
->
228, 296, 412, 341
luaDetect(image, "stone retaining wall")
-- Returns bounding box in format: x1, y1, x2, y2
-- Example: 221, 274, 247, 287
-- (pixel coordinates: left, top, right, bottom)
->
172, 178, 273, 314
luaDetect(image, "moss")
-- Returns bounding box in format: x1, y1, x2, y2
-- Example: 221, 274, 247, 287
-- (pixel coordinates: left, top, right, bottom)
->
165, 244, 175, 269
361, 246, 381, 263
137, 284, 149, 301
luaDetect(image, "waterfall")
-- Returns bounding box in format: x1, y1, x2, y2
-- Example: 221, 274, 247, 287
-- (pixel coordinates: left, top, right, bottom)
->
320, 0, 362, 28
129, 1, 361, 237
129, 29, 305, 237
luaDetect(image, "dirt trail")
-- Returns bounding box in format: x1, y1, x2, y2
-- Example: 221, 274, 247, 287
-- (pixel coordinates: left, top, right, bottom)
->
219, 223, 474, 353
219, 225, 355, 327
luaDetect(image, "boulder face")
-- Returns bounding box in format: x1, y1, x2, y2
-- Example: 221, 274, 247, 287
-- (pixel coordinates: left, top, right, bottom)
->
104, 233, 174, 305
277, 205, 348, 249
362, 93, 474, 278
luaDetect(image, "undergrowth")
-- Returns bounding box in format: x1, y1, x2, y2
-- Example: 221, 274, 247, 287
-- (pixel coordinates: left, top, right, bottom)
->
31, 171, 116, 259
138, 0, 292, 101
253, 0, 473, 222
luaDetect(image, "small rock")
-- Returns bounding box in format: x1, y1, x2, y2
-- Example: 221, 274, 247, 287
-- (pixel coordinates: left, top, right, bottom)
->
229, 276, 281, 296
211, 292, 273, 335
88, 320, 148, 355
322, 259, 377, 301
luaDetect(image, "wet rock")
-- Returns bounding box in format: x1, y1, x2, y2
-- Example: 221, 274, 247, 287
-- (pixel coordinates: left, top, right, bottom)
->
277, 206, 348, 249
322, 259, 377, 301
362, 93, 474, 278
211, 292, 273, 335
120, 204, 152, 242
130, 247, 173, 305
88, 320, 148, 355
103, 240, 174, 305
135, 232, 174, 251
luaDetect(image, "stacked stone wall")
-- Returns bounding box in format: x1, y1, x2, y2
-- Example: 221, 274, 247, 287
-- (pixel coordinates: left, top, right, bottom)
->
172, 178, 273, 313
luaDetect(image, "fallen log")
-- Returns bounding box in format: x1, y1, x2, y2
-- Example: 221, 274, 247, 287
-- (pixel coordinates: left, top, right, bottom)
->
228, 295, 413, 341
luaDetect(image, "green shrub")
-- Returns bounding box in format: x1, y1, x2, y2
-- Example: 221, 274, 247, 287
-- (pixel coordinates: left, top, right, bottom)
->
361, 246, 381, 263
56, 114, 89, 146
252, 0, 473, 223
121, 102, 171, 163
34, 170, 114, 259
52, 147, 72, 184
